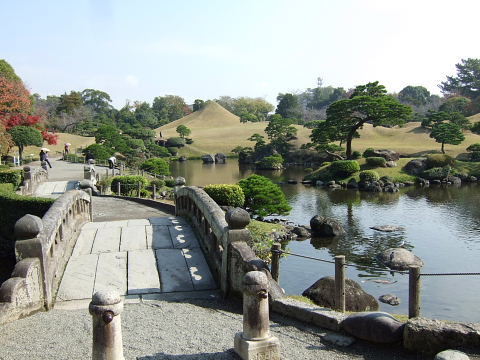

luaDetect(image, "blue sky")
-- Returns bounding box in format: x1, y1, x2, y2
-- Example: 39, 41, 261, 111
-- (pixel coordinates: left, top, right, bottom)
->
2, 0, 480, 108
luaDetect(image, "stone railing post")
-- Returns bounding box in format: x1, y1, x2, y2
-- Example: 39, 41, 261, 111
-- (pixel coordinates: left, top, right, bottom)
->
234, 271, 280, 360
223, 208, 251, 296
89, 291, 125, 360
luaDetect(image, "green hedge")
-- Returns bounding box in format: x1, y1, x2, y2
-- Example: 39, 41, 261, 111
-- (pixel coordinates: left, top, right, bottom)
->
363, 148, 376, 158
359, 170, 380, 182
329, 160, 360, 178
0, 183, 15, 193
0, 191, 54, 242
366, 157, 387, 167
140, 158, 170, 176
466, 143, 480, 152
110, 175, 149, 196
255, 155, 284, 170
422, 166, 453, 180
471, 151, 480, 162
204, 184, 245, 207
165, 137, 186, 148
426, 154, 455, 168
0, 169, 22, 188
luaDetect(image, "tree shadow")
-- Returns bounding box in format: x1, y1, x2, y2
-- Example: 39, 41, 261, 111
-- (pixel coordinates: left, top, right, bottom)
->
137, 349, 240, 359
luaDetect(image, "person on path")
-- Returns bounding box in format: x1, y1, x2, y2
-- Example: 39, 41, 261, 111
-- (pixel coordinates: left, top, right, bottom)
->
39, 149, 52, 168
108, 155, 116, 169
64, 143, 70, 155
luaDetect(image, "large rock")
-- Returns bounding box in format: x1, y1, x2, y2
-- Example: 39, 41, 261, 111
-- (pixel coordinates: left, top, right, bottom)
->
405, 158, 428, 175
310, 216, 345, 237
371, 149, 400, 161
215, 153, 226, 164
377, 248, 423, 271
404, 318, 480, 354
302, 276, 379, 312
201, 154, 215, 163
378, 294, 400, 306
342, 312, 405, 344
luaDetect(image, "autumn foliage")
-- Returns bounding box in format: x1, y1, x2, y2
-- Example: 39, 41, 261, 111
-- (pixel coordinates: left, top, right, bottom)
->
0, 77, 31, 114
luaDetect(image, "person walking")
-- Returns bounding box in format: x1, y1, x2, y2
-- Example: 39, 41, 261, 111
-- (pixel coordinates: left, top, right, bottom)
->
39, 149, 52, 168
108, 155, 116, 169
85, 150, 95, 164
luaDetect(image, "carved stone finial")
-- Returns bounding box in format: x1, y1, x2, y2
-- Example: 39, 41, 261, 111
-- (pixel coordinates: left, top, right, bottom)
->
14, 214, 43, 240
23, 166, 31, 172
175, 176, 186, 186
226, 208, 250, 229
243, 271, 269, 296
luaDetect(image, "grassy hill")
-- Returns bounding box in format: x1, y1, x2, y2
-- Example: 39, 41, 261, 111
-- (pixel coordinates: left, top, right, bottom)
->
17, 133, 95, 159
156, 103, 480, 157
155, 102, 311, 156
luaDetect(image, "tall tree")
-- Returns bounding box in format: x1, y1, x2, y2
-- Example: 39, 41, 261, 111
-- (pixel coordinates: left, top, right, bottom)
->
421, 110, 470, 130
275, 93, 301, 119
265, 114, 297, 154
430, 122, 465, 154
313, 82, 412, 158
152, 95, 190, 124
56, 91, 83, 114
0, 77, 31, 113
8, 126, 43, 159
439, 58, 480, 99
398, 86, 431, 106
81, 89, 113, 113
193, 99, 205, 111
0, 122, 13, 156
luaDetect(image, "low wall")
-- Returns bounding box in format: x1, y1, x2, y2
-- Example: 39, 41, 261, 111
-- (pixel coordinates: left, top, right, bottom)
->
17, 166, 48, 196
175, 186, 283, 298
0, 190, 92, 324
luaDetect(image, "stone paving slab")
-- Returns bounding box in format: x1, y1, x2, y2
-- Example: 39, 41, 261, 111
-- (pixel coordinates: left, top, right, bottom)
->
182, 248, 217, 291
156, 249, 194, 292
150, 225, 174, 248
93, 252, 127, 295
56, 253, 98, 301
71, 228, 97, 257
169, 224, 200, 249
128, 249, 161, 295
91, 227, 121, 253
120, 225, 147, 251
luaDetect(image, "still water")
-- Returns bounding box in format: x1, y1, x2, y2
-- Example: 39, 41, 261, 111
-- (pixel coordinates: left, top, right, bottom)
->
171, 160, 480, 322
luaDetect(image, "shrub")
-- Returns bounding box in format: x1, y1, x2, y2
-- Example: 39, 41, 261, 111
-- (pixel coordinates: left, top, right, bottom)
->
140, 158, 170, 176
204, 184, 245, 207
0, 183, 14, 193
329, 160, 360, 178
185, 138, 194, 144
83, 143, 114, 160
422, 166, 452, 180
466, 143, 480, 152
363, 148, 376, 158
380, 175, 394, 184
146, 143, 170, 158
110, 175, 149, 196
351, 151, 361, 160
366, 157, 387, 167
471, 151, 480, 162
255, 155, 284, 170
426, 154, 455, 168
359, 170, 380, 182
167, 147, 178, 156
149, 179, 166, 189
238, 174, 291, 217
164, 178, 176, 187
0, 192, 54, 243
0, 169, 22, 188
165, 137, 186, 148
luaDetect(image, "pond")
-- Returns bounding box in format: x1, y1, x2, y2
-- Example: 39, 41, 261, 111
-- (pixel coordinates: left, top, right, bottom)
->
171, 160, 480, 323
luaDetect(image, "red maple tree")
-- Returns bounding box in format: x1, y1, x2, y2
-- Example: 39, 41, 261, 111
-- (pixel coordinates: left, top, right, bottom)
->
0, 77, 31, 114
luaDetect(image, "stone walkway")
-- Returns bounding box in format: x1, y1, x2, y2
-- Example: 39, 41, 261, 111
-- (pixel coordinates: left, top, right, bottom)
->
57, 216, 216, 303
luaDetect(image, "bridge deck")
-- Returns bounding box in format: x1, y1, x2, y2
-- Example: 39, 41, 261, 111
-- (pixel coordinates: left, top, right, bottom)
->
57, 216, 217, 302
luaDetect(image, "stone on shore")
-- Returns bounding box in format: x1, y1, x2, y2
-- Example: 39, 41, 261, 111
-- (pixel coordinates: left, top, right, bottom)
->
435, 350, 470, 360
302, 276, 378, 312
342, 312, 405, 344
370, 225, 405, 232
378, 294, 400, 306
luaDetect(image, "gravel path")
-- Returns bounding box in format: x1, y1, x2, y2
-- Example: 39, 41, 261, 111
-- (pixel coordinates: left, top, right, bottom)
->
0, 294, 427, 360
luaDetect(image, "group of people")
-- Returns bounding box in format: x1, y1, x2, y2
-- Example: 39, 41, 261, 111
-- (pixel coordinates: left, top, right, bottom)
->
40, 144, 117, 170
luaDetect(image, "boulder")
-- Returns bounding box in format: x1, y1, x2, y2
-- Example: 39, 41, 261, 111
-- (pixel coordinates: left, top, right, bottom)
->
315, 180, 324, 187
370, 149, 400, 161
302, 276, 379, 312
377, 248, 423, 271
446, 176, 461, 185
378, 294, 400, 306
342, 312, 404, 344
292, 226, 310, 238
310, 216, 345, 237
385, 161, 397, 167
370, 225, 404, 232
214, 153, 226, 164
178, 156, 187, 162
346, 178, 358, 189
405, 158, 428, 175
435, 350, 470, 360
404, 318, 480, 354
201, 154, 215, 163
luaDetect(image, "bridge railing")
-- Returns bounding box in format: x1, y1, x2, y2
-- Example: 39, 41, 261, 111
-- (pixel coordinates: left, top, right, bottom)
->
175, 186, 283, 298
0, 190, 92, 323
17, 166, 48, 196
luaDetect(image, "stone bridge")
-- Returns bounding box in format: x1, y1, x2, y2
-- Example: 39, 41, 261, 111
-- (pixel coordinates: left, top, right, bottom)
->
0, 159, 281, 323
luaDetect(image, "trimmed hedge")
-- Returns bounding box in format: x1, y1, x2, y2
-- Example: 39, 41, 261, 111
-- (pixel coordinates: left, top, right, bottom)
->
471, 151, 480, 162
426, 154, 455, 168
0, 183, 15, 193
359, 170, 380, 182
110, 175, 149, 196
422, 166, 452, 180
363, 148, 376, 158
366, 157, 387, 167
204, 184, 245, 207
329, 160, 360, 178
466, 143, 480, 152
0, 169, 22, 188
165, 137, 186, 148
255, 155, 284, 170
140, 158, 171, 176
